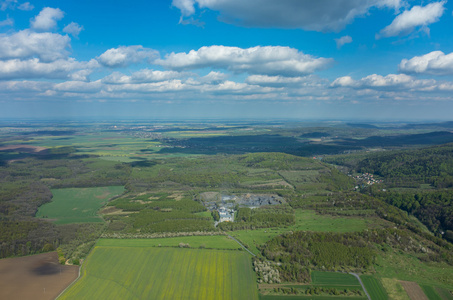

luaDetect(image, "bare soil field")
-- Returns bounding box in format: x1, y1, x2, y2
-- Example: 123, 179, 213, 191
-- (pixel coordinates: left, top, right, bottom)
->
400, 281, 429, 300
0, 252, 79, 300
0, 145, 47, 152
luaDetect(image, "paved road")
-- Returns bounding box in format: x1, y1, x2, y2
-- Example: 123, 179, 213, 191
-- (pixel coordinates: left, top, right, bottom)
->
226, 234, 256, 257
350, 272, 371, 300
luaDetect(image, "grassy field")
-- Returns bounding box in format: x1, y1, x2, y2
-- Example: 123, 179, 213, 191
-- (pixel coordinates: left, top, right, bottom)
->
380, 278, 409, 300
230, 210, 369, 255
311, 272, 361, 286
420, 285, 442, 300
259, 296, 366, 300
360, 275, 388, 300
36, 186, 124, 224
59, 243, 258, 300
97, 236, 241, 250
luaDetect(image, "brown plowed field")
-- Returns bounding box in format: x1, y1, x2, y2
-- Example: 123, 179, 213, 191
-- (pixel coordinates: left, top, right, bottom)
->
0, 145, 47, 152
400, 280, 429, 300
0, 252, 79, 300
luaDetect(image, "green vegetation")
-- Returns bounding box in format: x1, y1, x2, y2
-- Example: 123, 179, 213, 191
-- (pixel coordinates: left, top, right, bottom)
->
420, 285, 443, 300
311, 272, 360, 286
97, 236, 240, 249
360, 275, 388, 300
59, 242, 258, 300
36, 186, 124, 224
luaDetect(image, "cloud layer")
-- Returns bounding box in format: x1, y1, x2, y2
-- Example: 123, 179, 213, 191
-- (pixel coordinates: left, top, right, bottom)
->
172, 0, 403, 31
156, 46, 333, 76
399, 51, 453, 75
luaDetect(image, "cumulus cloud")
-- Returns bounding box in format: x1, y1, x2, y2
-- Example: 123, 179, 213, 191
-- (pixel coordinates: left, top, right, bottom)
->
0, 30, 71, 62
156, 46, 333, 76
0, 16, 13, 27
399, 51, 453, 76
102, 69, 186, 84
173, 0, 403, 32
172, 0, 196, 16
335, 36, 352, 49
377, 1, 446, 38
246, 74, 326, 88
1, 0, 16, 11
63, 22, 84, 38
331, 73, 437, 91
18, 2, 33, 10
31, 7, 64, 31
0, 58, 98, 80
97, 46, 159, 68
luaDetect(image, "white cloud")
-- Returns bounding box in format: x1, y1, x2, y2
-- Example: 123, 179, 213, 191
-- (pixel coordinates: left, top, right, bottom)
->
97, 46, 159, 68
377, 1, 446, 38
156, 45, 333, 76
331, 73, 437, 91
199, 71, 228, 83
18, 2, 33, 11
246, 74, 326, 88
0, 30, 71, 62
31, 7, 64, 31
335, 36, 352, 49
0, 0, 16, 11
63, 22, 84, 38
399, 51, 453, 76
0, 58, 98, 80
172, 0, 195, 16
0, 16, 13, 27
102, 69, 186, 84
174, 0, 403, 32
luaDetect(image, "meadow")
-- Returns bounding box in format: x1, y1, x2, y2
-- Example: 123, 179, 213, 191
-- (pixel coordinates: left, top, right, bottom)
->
97, 236, 241, 250
59, 242, 258, 300
36, 186, 124, 224
230, 210, 370, 255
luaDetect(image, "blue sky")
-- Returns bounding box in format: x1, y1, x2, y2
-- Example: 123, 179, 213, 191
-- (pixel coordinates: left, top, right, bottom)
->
1, 0, 453, 121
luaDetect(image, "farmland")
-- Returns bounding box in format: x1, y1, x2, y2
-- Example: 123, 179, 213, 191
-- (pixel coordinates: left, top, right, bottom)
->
0, 252, 79, 300
360, 275, 388, 300
36, 186, 124, 224
59, 240, 258, 300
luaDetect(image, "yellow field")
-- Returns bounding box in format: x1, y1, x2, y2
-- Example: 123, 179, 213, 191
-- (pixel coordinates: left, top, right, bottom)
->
59, 242, 258, 300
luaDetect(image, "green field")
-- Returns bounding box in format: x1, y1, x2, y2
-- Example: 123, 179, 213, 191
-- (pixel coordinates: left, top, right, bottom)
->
360, 275, 388, 300
231, 210, 369, 255
260, 296, 366, 300
420, 285, 443, 300
36, 186, 124, 224
97, 236, 241, 250
311, 272, 361, 286
59, 241, 258, 300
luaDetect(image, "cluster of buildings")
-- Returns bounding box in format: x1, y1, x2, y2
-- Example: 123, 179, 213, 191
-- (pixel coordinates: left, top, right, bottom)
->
351, 173, 383, 190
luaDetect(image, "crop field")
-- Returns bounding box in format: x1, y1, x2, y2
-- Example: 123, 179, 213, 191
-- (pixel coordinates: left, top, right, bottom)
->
59, 242, 258, 300
36, 186, 124, 224
311, 271, 361, 286
360, 275, 388, 300
97, 236, 241, 250
399, 281, 428, 300
259, 296, 366, 300
0, 252, 79, 300
420, 285, 442, 300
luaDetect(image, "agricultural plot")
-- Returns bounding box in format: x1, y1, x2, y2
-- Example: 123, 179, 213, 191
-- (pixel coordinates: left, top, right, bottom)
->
360, 275, 388, 300
36, 186, 124, 224
59, 242, 258, 300
311, 271, 361, 286
420, 285, 442, 300
97, 236, 241, 250
260, 296, 366, 300
230, 210, 369, 256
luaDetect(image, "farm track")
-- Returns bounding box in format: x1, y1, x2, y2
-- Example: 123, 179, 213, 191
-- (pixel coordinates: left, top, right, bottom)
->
350, 272, 371, 300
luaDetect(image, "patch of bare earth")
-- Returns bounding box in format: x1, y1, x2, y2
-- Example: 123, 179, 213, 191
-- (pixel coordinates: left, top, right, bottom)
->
0, 252, 79, 300
400, 281, 429, 300
0, 145, 47, 153
99, 206, 134, 215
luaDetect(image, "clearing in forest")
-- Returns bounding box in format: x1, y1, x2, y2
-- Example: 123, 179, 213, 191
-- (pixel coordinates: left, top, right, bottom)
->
36, 186, 124, 224
59, 240, 258, 300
